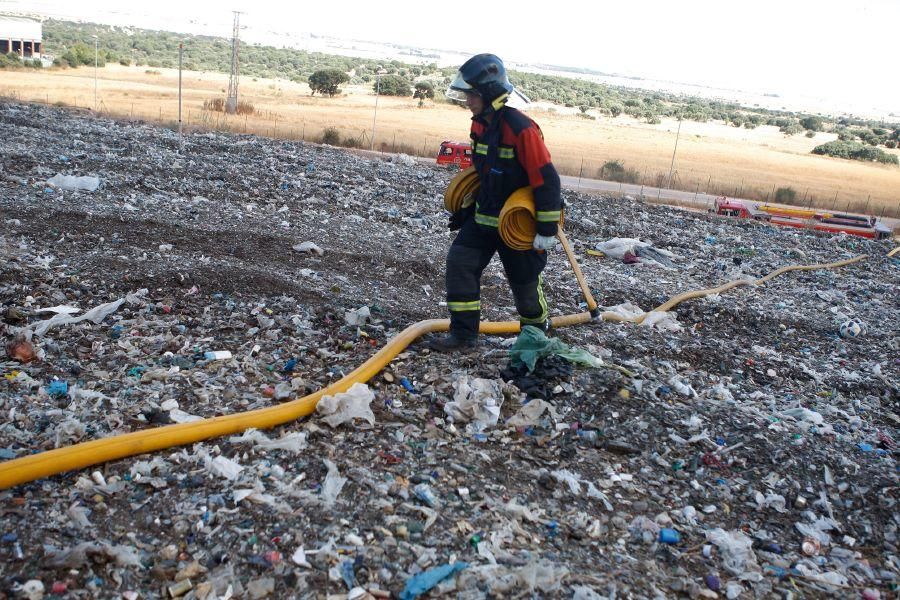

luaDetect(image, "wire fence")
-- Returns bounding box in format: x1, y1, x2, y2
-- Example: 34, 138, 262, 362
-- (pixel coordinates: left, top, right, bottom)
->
5, 88, 899, 220
555, 158, 900, 219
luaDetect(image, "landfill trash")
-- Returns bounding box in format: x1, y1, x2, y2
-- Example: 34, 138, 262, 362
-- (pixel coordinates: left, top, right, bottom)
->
706, 528, 762, 580
443, 375, 506, 431
16, 580, 44, 600
506, 398, 559, 426
320, 459, 347, 506
1, 101, 897, 599
5, 337, 36, 363
46, 173, 101, 192
839, 319, 864, 338
26, 293, 137, 335
292, 241, 325, 255
344, 305, 371, 326
658, 527, 681, 544
229, 428, 308, 452
205, 455, 244, 480
399, 562, 468, 600
316, 382, 376, 427
594, 237, 677, 266
43, 542, 143, 569
203, 350, 233, 360
509, 326, 604, 371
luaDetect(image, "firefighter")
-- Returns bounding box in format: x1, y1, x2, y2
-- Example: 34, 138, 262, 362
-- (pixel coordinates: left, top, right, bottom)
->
428, 53, 562, 351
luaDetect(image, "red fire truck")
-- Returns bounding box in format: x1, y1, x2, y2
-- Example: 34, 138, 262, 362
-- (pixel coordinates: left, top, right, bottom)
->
436, 141, 473, 168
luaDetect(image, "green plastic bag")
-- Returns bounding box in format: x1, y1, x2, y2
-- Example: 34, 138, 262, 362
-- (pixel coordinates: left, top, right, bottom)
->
509, 326, 604, 372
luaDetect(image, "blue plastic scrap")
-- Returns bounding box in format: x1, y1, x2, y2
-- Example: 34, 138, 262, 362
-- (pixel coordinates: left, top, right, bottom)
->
658, 527, 681, 544
46, 380, 68, 397
399, 562, 469, 600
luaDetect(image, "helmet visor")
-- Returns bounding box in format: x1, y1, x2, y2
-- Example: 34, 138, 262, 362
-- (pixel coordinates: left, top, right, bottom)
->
446, 71, 475, 104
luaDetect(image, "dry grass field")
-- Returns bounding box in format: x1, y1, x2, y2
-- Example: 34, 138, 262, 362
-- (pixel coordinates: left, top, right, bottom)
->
2, 64, 899, 216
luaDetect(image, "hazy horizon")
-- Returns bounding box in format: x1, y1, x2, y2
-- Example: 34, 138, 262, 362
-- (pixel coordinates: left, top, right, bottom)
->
1, 0, 897, 119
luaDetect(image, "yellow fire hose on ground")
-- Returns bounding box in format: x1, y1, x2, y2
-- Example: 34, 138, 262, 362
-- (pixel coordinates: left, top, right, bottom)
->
0, 171, 878, 489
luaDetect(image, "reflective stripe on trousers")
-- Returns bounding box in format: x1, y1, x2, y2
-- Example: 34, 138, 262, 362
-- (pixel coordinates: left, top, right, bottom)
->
445, 218, 549, 338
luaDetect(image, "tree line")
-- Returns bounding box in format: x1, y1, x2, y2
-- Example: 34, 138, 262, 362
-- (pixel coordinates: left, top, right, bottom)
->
23, 19, 898, 166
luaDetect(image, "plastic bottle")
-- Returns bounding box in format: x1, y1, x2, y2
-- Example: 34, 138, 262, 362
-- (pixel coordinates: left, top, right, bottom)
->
204, 350, 232, 361
413, 483, 438, 507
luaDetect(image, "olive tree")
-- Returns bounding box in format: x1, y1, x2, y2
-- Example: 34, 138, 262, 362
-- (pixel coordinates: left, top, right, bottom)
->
308, 69, 350, 97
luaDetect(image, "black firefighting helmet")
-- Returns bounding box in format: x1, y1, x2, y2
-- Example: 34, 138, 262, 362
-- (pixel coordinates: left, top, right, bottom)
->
446, 53, 522, 112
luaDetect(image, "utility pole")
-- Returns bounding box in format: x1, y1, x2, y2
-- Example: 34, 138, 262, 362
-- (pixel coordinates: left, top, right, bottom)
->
178, 42, 183, 146
226, 12, 242, 114
371, 67, 387, 151
666, 112, 682, 189
92, 35, 98, 110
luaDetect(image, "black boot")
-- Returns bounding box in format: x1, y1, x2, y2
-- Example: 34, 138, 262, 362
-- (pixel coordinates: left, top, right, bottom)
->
426, 333, 478, 352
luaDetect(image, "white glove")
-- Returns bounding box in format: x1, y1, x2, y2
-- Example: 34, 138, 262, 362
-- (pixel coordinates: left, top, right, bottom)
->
533, 234, 556, 251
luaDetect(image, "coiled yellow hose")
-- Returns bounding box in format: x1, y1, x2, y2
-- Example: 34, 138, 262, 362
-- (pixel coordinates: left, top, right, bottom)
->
443, 167, 564, 251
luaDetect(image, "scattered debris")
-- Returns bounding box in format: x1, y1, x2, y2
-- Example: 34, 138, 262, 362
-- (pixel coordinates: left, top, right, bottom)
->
0, 100, 897, 598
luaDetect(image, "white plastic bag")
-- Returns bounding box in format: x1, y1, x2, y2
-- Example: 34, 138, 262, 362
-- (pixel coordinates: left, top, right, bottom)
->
46, 173, 101, 192
33, 297, 126, 336
506, 399, 558, 427
316, 382, 375, 428
706, 528, 761, 580
444, 376, 504, 431
229, 428, 308, 452
321, 459, 347, 507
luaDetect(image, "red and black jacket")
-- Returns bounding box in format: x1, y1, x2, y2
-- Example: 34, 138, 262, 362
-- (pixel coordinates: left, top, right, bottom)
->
470, 106, 562, 237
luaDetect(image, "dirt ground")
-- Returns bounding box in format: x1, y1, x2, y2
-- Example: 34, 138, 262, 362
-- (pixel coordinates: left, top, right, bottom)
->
0, 101, 898, 599
2, 64, 899, 217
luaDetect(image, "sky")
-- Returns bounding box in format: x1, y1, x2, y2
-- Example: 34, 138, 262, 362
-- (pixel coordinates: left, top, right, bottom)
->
2, 0, 898, 115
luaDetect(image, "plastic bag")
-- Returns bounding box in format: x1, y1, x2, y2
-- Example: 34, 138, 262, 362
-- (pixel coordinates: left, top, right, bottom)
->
32, 297, 126, 336
316, 382, 375, 427
706, 528, 761, 580
43, 542, 142, 569
444, 376, 504, 431
509, 326, 603, 372
321, 459, 347, 507
399, 562, 468, 600
46, 173, 100, 192
229, 428, 308, 453
506, 399, 558, 427
344, 305, 371, 326
206, 455, 244, 480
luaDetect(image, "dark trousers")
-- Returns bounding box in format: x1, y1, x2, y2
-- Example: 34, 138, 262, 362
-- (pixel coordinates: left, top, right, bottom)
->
445, 217, 548, 339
